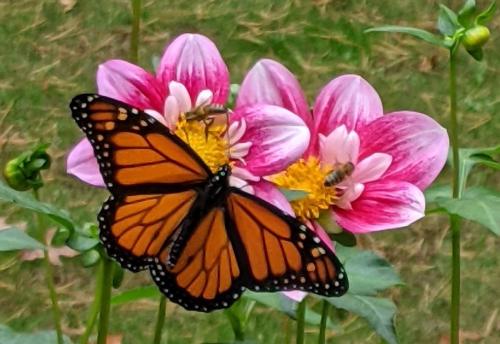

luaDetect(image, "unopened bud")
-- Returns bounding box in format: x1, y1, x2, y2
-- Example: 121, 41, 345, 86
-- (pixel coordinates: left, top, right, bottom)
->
2, 144, 51, 191
463, 25, 490, 50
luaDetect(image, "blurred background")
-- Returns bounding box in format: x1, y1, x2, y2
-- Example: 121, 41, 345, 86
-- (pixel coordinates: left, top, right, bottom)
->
0, 0, 499, 342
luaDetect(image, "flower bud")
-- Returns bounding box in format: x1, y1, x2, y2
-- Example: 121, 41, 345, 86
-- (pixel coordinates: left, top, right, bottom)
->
81, 249, 101, 267
2, 145, 51, 191
463, 25, 490, 50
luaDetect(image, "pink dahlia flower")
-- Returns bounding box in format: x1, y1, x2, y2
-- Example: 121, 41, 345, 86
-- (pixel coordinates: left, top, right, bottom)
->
67, 34, 309, 206
239, 59, 449, 302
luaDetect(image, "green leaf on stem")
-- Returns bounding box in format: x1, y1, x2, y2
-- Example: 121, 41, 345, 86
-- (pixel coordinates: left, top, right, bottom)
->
365, 26, 446, 47
111, 285, 159, 305
458, 0, 476, 27
317, 210, 342, 234
0, 181, 75, 231
0, 227, 45, 251
434, 187, 500, 235
0, 324, 72, 344
438, 4, 461, 36
329, 231, 357, 247
327, 295, 397, 344
323, 246, 400, 343
454, 145, 500, 196
475, 1, 497, 25
336, 246, 402, 296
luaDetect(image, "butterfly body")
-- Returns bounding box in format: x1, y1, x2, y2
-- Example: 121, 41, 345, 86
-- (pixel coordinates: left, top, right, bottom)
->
70, 94, 348, 312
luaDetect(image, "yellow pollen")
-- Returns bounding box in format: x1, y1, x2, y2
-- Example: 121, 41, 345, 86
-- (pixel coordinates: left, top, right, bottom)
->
272, 157, 338, 221
174, 116, 229, 172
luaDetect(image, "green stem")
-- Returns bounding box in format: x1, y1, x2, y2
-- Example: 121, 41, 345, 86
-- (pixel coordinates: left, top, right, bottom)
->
318, 300, 330, 344
79, 260, 105, 344
449, 50, 461, 344
129, 0, 142, 64
33, 190, 64, 344
43, 250, 64, 344
96, 259, 114, 344
153, 296, 167, 344
224, 308, 245, 342
296, 300, 306, 344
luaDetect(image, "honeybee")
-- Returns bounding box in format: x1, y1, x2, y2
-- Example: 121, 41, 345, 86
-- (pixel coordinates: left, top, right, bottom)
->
324, 162, 355, 187
184, 104, 229, 139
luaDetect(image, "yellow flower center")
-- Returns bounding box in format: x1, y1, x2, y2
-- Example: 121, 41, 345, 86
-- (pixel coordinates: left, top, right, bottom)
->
174, 116, 229, 173
272, 157, 338, 221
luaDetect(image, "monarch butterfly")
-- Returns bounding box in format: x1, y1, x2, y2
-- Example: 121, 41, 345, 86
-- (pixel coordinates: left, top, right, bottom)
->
70, 94, 348, 312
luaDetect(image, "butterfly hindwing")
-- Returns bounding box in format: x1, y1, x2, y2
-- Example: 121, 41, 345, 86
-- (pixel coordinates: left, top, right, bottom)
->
226, 189, 348, 297
149, 207, 245, 312
99, 191, 199, 271
70, 94, 211, 195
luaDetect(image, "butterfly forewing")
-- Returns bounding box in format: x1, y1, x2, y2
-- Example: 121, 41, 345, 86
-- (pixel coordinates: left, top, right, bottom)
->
70, 94, 211, 195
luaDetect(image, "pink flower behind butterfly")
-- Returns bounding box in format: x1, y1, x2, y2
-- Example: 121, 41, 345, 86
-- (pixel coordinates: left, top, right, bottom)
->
239, 59, 449, 302
67, 34, 309, 210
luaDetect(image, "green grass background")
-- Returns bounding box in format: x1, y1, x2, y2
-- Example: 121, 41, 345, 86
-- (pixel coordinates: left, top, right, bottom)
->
1, 0, 499, 343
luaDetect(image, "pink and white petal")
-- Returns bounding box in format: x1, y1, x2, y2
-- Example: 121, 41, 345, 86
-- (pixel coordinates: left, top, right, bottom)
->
334, 180, 425, 234
229, 175, 255, 194
319, 125, 360, 165
237, 59, 311, 126
195, 89, 213, 108
168, 81, 192, 112
352, 153, 392, 184
283, 291, 307, 302
312, 75, 383, 144
97, 59, 165, 112
231, 105, 310, 176
144, 109, 169, 128
253, 180, 294, 216
358, 111, 449, 190
157, 33, 230, 104
232, 166, 260, 182
66, 139, 104, 187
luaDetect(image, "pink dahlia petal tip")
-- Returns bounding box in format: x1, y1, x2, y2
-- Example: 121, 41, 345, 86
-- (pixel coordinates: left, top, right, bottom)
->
334, 180, 425, 233
168, 81, 192, 113
283, 291, 307, 302
157, 33, 230, 104
231, 105, 310, 176
66, 139, 105, 187
358, 111, 449, 190
352, 153, 392, 184
312, 74, 383, 140
97, 59, 164, 111
237, 59, 310, 125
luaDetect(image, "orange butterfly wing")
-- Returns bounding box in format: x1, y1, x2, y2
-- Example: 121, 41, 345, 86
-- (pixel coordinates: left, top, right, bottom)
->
70, 94, 210, 195
149, 189, 347, 312
227, 189, 347, 296
150, 207, 244, 311
70, 94, 211, 270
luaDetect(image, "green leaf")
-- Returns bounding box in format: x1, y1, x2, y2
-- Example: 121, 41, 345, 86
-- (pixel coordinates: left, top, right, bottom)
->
455, 145, 500, 196
317, 210, 342, 234
476, 1, 497, 25
0, 181, 75, 231
0, 324, 72, 344
111, 285, 160, 305
278, 188, 309, 202
80, 249, 101, 267
458, 0, 476, 27
438, 4, 461, 36
330, 231, 357, 247
328, 295, 398, 344
365, 26, 446, 47
336, 246, 402, 296
0, 228, 45, 251
435, 187, 500, 235
66, 232, 99, 252
243, 292, 340, 331
424, 184, 451, 204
